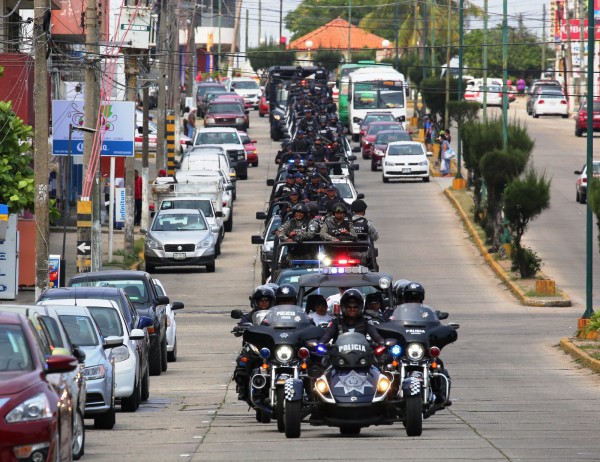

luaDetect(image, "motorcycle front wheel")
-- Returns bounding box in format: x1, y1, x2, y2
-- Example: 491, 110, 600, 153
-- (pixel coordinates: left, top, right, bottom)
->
255, 409, 271, 424
276, 388, 285, 433
284, 400, 302, 438
404, 395, 423, 437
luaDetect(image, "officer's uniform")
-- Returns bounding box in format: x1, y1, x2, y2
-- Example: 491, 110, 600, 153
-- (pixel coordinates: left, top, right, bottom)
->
351, 214, 379, 242
319, 215, 358, 241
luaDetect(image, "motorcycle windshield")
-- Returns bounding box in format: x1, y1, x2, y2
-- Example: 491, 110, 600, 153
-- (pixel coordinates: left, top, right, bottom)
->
256, 304, 312, 328
389, 304, 440, 325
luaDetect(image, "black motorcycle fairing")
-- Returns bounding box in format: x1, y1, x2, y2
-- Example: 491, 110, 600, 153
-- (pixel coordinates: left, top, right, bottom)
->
328, 332, 375, 368
327, 367, 379, 403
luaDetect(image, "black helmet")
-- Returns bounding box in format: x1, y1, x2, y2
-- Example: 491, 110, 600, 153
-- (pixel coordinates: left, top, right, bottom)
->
392, 279, 411, 305
250, 285, 276, 310
331, 202, 347, 214
403, 282, 425, 304
275, 284, 297, 305
291, 203, 307, 215
351, 199, 367, 213
306, 201, 319, 216
340, 289, 365, 318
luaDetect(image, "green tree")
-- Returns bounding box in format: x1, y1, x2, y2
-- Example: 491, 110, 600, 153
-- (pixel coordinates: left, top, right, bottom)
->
313, 49, 344, 75
504, 167, 551, 277
246, 42, 297, 74
0, 99, 34, 214
420, 77, 461, 127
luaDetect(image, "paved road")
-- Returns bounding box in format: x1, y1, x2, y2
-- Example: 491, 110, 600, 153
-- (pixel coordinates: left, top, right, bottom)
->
18, 106, 600, 460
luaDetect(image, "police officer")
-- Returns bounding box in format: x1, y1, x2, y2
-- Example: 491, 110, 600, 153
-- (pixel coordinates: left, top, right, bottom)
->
308, 137, 327, 162
274, 174, 295, 200
350, 199, 379, 242
279, 204, 311, 242
239, 285, 276, 324
318, 184, 342, 213
305, 173, 327, 202
320, 203, 357, 242
306, 201, 323, 238
275, 284, 298, 305
305, 155, 318, 175
318, 289, 384, 344
290, 130, 311, 153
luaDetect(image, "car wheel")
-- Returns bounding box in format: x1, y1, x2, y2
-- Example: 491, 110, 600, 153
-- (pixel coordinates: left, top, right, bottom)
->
259, 112, 264, 118
533, 111, 539, 119
575, 127, 584, 137
168, 338, 177, 362
149, 339, 163, 376
145, 261, 155, 273
352, 134, 359, 142
93, 405, 116, 429
72, 409, 85, 460
362, 151, 368, 160
121, 378, 140, 412
224, 213, 233, 232
161, 338, 168, 372
582, 192, 587, 204
562, 114, 569, 119
382, 175, 389, 183
253, 161, 259, 167
239, 174, 248, 180
423, 176, 430, 182
371, 161, 377, 172
206, 261, 216, 273
141, 366, 150, 401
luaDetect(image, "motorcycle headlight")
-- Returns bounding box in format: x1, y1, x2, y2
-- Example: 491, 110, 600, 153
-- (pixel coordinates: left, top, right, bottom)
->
275, 345, 294, 363
111, 345, 130, 363
274, 115, 281, 121
83, 364, 106, 380
197, 235, 214, 249
5, 393, 52, 423
146, 237, 161, 250
406, 343, 425, 361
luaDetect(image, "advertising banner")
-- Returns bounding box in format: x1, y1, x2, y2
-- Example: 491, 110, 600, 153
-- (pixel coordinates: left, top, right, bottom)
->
560, 19, 600, 40
0, 214, 18, 300
52, 101, 135, 157
115, 187, 126, 223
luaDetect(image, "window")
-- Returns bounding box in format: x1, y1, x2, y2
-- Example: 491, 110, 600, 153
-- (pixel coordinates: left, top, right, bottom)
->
388, 144, 424, 156
88, 307, 124, 337
233, 80, 259, 90
59, 315, 100, 347
70, 279, 149, 303
152, 213, 208, 231
0, 325, 33, 371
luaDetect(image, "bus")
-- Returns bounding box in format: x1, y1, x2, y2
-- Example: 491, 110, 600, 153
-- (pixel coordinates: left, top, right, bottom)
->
337, 61, 392, 127
347, 67, 407, 141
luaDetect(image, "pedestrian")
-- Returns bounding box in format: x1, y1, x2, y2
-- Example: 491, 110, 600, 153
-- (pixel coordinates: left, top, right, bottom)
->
182, 106, 190, 132
444, 128, 452, 144
423, 115, 433, 154
134, 170, 142, 226
439, 133, 453, 176
186, 109, 196, 138
517, 77, 526, 96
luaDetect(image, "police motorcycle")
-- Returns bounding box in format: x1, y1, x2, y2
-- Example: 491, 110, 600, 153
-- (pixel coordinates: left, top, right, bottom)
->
231, 305, 323, 431
283, 332, 396, 438
375, 304, 459, 436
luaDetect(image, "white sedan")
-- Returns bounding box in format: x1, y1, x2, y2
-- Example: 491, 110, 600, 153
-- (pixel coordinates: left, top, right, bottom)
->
152, 279, 184, 362
330, 175, 365, 205
382, 141, 430, 183
474, 85, 504, 107
532, 92, 568, 118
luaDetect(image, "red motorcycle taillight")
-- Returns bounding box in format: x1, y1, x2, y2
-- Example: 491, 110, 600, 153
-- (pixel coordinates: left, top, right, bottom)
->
298, 347, 309, 359
429, 346, 441, 357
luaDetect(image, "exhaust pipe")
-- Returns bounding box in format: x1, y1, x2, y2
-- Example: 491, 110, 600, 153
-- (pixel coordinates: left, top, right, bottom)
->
251, 374, 267, 389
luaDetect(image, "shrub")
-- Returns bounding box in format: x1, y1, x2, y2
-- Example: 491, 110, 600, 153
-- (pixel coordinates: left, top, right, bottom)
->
511, 246, 542, 278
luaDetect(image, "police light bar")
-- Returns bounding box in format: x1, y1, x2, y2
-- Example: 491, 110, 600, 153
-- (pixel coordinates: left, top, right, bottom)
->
321, 266, 369, 275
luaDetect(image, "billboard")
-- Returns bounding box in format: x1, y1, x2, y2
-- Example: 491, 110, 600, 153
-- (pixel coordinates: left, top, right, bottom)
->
559, 19, 600, 41
52, 101, 135, 157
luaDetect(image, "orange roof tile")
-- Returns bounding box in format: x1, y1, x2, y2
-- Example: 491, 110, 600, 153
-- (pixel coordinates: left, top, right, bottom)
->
289, 17, 387, 51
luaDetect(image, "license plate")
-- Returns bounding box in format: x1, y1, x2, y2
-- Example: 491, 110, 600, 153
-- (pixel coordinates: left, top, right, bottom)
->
173, 253, 186, 260
402, 168, 411, 173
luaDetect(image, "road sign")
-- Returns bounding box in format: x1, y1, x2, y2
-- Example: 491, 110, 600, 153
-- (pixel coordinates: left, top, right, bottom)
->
77, 240, 92, 255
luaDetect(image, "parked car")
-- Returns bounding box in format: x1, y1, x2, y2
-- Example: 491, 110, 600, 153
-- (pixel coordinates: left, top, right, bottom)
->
532, 92, 568, 118
474, 85, 504, 107
369, 129, 413, 171
0, 312, 78, 462
382, 141, 430, 183
152, 279, 184, 362
214, 93, 246, 111
574, 160, 600, 203
204, 100, 249, 131
0, 304, 88, 457
143, 208, 217, 273
258, 95, 269, 117
198, 88, 230, 118
238, 131, 258, 167
360, 121, 404, 158
68, 270, 170, 377
575, 99, 600, 137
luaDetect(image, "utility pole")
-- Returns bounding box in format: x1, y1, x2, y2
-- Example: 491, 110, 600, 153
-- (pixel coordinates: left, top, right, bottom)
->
422, 0, 427, 81
279, 0, 283, 42
502, 0, 508, 149
394, 0, 399, 69
33, 0, 49, 298
258, 0, 261, 44
170, 4, 180, 116
156, 0, 167, 173
430, 0, 435, 76
483, 0, 488, 122
456, 0, 464, 180
82, 0, 100, 273
186, 4, 196, 99
218, 0, 222, 72
578, 0, 585, 102
124, 52, 139, 253
230, 0, 243, 69
564, 2, 574, 111
347, 0, 352, 62
542, 4, 547, 75
245, 9, 249, 56
444, 0, 451, 127
142, 85, 150, 231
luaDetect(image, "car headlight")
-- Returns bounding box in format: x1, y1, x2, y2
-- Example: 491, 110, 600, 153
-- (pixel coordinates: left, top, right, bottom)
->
385, 160, 395, 166
5, 393, 52, 423
236, 117, 245, 123
205, 117, 215, 124
375, 149, 384, 156
146, 237, 161, 250
83, 365, 106, 380
274, 115, 281, 121
363, 140, 371, 146
406, 343, 425, 361
111, 345, 130, 363
248, 149, 256, 155
418, 161, 428, 166
237, 151, 245, 160
275, 345, 294, 363
197, 235, 214, 249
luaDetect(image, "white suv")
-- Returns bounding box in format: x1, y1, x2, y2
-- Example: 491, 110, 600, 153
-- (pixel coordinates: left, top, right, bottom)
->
230, 77, 261, 109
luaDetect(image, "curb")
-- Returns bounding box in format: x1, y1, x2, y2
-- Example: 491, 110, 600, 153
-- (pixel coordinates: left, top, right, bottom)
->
443, 188, 571, 307
560, 338, 600, 373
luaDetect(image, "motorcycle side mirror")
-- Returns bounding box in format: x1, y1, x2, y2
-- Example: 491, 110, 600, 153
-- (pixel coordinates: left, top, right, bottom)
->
231, 309, 244, 319
436, 311, 449, 320
448, 322, 460, 329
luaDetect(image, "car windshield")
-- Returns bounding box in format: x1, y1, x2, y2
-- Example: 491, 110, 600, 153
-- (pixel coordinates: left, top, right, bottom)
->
160, 200, 213, 217
152, 213, 208, 231
364, 114, 394, 125
0, 324, 33, 371
195, 132, 240, 145
239, 133, 250, 144
333, 183, 353, 199
376, 132, 411, 143
197, 85, 226, 97
368, 123, 399, 135
59, 315, 100, 347
88, 307, 124, 337
208, 103, 243, 113
234, 80, 259, 90
388, 144, 424, 156
70, 280, 149, 304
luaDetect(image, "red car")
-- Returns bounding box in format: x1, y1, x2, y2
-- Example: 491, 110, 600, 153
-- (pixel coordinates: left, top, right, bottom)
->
238, 131, 259, 167
575, 100, 600, 137
369, 129, 413, 171
361, 121, 404, 159
259, 96, 269, 118
204, 101, 249, 131
0, 312, 78, 462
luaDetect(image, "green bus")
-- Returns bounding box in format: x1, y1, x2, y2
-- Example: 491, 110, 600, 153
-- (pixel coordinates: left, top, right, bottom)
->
337, 61, 393, 127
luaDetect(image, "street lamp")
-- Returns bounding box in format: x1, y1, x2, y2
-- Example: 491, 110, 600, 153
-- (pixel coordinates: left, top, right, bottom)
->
305, 40, 313, 65
62, 123, 97, 268
381, 39, 390, 60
